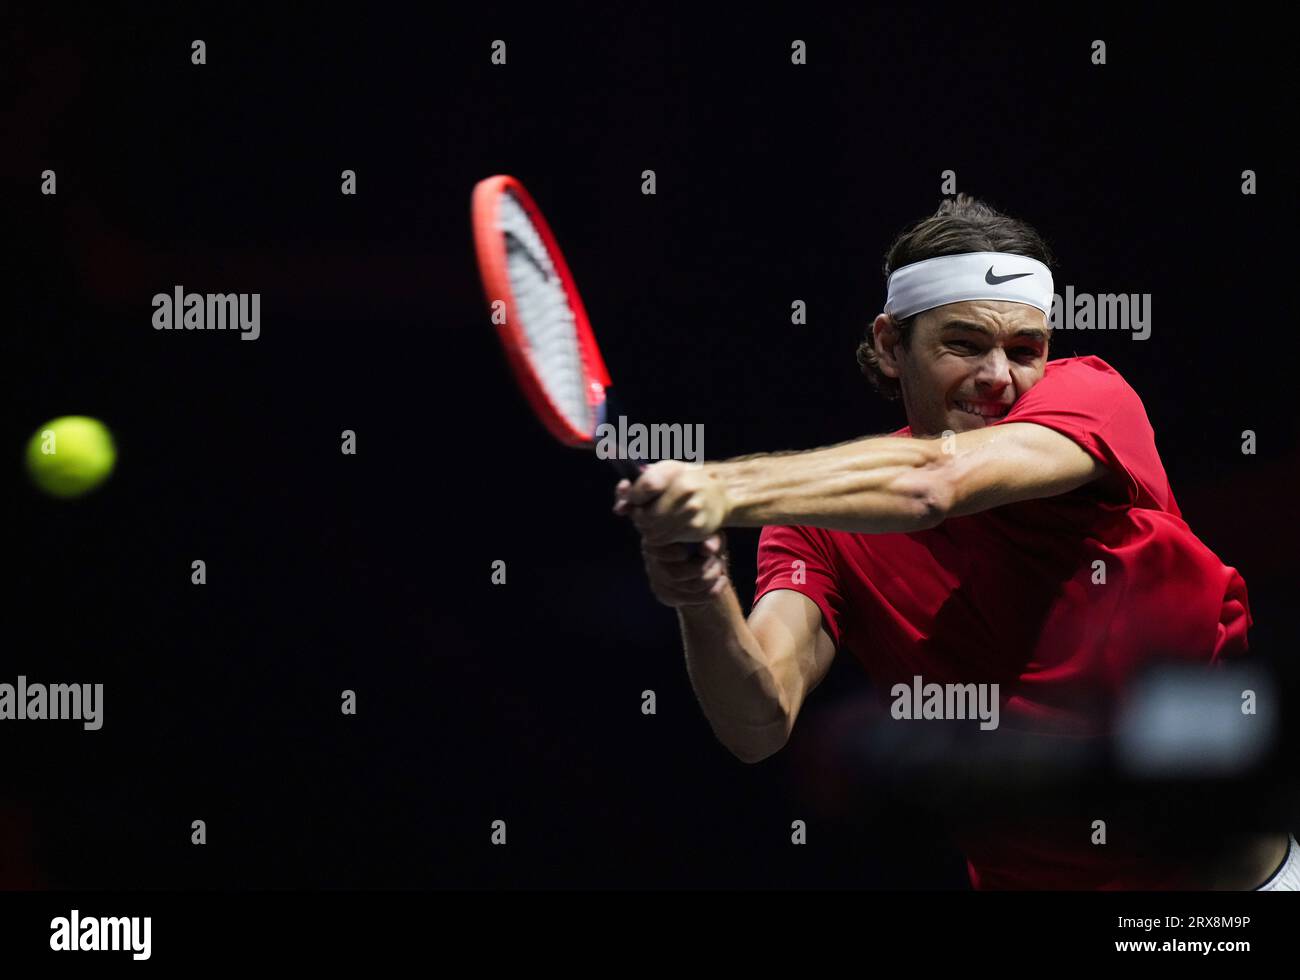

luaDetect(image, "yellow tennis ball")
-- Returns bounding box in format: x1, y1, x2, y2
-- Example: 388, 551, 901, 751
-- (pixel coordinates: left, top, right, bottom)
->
25, 416, 117, 498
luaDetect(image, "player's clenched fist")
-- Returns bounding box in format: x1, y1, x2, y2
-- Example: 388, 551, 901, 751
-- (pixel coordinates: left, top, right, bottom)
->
635, 534, 731, 607
611, 460, 731, 545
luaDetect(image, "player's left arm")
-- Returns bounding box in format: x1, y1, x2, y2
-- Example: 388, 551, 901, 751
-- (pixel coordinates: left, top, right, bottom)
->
620, 424, 1107, 541
926, 422, 1109, 520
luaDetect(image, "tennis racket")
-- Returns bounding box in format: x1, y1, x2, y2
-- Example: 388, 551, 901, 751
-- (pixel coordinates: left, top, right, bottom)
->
471, 174, 653, 483
471, 174, 702, 554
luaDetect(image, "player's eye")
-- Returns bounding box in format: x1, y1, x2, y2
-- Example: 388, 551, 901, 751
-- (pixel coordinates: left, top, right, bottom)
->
949, 340, 980, 353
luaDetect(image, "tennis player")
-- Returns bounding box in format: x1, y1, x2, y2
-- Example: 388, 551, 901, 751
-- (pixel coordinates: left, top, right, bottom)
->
614, 195, 1295, 890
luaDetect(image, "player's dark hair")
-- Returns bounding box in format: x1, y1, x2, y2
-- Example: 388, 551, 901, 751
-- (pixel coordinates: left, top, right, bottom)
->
857, 194, 1055, 400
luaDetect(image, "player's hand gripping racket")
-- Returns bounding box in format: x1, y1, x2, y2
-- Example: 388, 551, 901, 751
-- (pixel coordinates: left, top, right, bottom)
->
471, 175, 696, 554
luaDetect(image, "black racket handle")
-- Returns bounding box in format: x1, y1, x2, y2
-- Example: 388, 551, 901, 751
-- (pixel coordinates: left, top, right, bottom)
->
608, 457, 702, 559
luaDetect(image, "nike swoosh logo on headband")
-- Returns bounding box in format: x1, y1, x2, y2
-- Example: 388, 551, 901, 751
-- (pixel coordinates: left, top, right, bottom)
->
985, 267, 1034, 285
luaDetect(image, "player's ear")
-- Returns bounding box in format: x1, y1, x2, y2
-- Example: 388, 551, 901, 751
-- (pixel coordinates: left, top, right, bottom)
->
872, 313, 903, 379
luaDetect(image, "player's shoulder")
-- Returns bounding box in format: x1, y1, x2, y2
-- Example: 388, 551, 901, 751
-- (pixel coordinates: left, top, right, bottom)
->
1038, 354, 1141, 400
1008, 354, 1157, 447
1044, 353, 1124, 381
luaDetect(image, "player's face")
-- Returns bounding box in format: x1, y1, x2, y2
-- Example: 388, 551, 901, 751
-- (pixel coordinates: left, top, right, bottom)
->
879, 300, 1050, 437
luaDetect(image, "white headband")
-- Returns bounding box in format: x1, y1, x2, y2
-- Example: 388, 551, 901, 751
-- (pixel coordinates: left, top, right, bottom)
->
885, 251, 1054, 320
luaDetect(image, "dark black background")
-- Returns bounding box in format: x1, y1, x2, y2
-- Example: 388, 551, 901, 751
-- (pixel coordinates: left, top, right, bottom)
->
3, 6, 1295, 888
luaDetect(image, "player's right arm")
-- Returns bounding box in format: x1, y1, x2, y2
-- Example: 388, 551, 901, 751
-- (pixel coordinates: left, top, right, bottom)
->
637, 534, 836, 763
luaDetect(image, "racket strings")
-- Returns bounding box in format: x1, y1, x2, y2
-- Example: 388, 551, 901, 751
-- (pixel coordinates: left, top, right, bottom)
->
498, 192, 591, 434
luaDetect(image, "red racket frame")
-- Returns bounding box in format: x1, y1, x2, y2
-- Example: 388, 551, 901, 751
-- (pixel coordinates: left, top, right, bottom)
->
471, 175, 613, 448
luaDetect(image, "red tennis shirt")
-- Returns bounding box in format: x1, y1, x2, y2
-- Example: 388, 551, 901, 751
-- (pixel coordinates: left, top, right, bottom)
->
753, 355, 1253, 889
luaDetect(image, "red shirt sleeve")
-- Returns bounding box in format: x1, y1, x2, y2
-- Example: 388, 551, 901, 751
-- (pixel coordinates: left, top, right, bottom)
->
1214, 566, 1253, 659
1000, 355, 1177, 514
753, 524, 845, 648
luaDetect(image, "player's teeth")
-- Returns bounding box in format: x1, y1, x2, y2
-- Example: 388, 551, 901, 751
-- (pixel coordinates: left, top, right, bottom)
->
957, 401, 1004, 417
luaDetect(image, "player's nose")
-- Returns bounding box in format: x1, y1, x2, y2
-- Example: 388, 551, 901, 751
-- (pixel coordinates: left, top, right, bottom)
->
972, 348, 1013, 393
